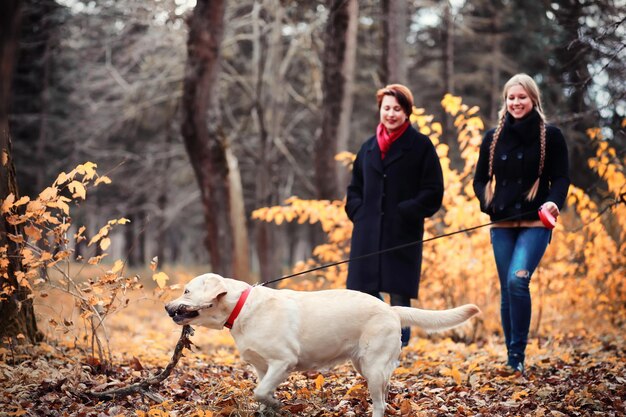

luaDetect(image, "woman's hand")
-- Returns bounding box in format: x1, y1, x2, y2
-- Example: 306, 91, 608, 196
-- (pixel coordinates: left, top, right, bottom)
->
541, 201, 559, 217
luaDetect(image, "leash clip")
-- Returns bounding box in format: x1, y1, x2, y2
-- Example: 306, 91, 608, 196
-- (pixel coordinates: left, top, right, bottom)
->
538, 206, 557, 229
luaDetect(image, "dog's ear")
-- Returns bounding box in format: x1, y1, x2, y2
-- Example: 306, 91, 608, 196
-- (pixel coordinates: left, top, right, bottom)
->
202, 279, 228, 303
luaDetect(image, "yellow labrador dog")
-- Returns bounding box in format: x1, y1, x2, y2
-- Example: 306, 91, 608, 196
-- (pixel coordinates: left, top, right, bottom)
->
165, 273, 480, 417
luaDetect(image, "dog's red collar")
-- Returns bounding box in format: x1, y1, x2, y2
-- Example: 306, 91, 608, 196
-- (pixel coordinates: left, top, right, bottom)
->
224, 286, 252, 330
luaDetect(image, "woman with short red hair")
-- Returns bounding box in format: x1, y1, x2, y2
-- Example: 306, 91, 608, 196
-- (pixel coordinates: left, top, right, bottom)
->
345, 84, 444, 347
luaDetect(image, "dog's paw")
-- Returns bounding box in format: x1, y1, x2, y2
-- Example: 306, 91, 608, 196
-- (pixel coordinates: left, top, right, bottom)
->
256, 400, 282, 416
257, 396, 282, 410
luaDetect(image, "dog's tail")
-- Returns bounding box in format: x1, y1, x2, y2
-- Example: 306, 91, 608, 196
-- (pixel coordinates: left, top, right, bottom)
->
392, 304, 481, 332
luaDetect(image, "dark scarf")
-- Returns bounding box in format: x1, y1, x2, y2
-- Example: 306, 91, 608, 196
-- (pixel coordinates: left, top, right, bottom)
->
502, 109, 541, 145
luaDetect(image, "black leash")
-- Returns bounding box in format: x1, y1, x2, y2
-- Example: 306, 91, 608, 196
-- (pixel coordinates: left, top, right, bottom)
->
259, 210, 538, 287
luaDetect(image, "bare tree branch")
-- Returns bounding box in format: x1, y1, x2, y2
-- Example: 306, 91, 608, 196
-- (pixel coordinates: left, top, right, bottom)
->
85, 325, 194, 400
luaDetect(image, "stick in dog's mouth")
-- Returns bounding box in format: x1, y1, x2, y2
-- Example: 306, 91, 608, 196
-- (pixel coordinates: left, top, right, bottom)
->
170, 303, 214, 320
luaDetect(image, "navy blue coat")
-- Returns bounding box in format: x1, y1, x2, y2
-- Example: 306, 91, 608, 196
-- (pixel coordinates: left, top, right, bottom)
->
345, 125, 444, 298
473, 111, 570, 221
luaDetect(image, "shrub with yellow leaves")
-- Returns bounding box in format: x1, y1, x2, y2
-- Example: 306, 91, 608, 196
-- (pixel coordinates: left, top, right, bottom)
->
0, 162, 164, 363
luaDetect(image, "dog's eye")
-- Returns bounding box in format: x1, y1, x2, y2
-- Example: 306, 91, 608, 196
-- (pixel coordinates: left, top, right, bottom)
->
184, 289, 189, 294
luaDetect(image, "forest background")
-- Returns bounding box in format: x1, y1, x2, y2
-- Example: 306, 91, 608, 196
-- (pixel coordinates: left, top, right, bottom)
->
0, 0, 625, 416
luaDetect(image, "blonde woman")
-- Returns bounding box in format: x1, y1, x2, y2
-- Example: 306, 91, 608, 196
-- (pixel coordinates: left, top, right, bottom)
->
473, 74, 570, 374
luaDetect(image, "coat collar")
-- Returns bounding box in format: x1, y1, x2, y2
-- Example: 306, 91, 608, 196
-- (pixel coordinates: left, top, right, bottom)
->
367, 126, 415, 173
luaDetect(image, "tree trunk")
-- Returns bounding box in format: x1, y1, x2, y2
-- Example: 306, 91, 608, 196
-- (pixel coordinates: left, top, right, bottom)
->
156, 121, 178, 267
489, 11, 502, 125
336, 0, 358, 193
181, 0, 235, 277
225, 139, 250, 281
253, 124, 273, 283
554, 0, 596, 192
441, 0, 463, 169
10, 0, 59, 199
0, 0, 42, 345
442, 1, 454, 98
124, 213, 138, 266
315, 0, 357, 200
34, 33, 51, 193
251, 0, 277, 284
381, 0, 408, 85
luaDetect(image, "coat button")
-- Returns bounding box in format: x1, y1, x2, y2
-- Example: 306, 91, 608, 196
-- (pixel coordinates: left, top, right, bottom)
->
502, 179, 508, 186
498, 204, 504, 211
517, 178, 523, 184
517, 152, 523, 159
514, 203, 521, 209
501, 154, 508, 161
381, 212, 384, 216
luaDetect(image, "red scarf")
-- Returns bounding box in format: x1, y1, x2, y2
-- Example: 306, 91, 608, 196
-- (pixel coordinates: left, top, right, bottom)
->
376, 121, 410, 159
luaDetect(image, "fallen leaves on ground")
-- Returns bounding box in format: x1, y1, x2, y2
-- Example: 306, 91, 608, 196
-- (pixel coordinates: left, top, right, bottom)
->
1, 332, 625, 416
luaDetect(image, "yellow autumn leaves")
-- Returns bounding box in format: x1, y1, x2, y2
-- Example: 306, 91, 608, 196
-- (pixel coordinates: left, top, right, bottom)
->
151, 256, 170, 289
1, 163, 117, 290
0, 158, 173, 290
0, 160, 171, 365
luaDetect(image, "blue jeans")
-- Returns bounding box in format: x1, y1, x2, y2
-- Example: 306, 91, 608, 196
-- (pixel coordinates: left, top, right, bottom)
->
490, 227, 551, 366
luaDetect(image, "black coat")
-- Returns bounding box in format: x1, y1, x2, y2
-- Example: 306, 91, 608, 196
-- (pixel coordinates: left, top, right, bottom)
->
473, 111, 570, 221
345, 125, 444, 298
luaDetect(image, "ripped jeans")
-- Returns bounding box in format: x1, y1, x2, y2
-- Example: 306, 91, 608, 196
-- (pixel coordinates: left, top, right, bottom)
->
490, 227, 551, 366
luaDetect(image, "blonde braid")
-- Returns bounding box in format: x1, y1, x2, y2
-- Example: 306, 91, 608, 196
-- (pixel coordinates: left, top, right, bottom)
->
526, 119, 546, 201
484, 112, 507, 205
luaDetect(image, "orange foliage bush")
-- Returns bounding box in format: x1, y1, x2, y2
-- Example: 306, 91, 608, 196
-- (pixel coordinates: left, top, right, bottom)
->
253, 94, 626, 339
0, 163, 172, 360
